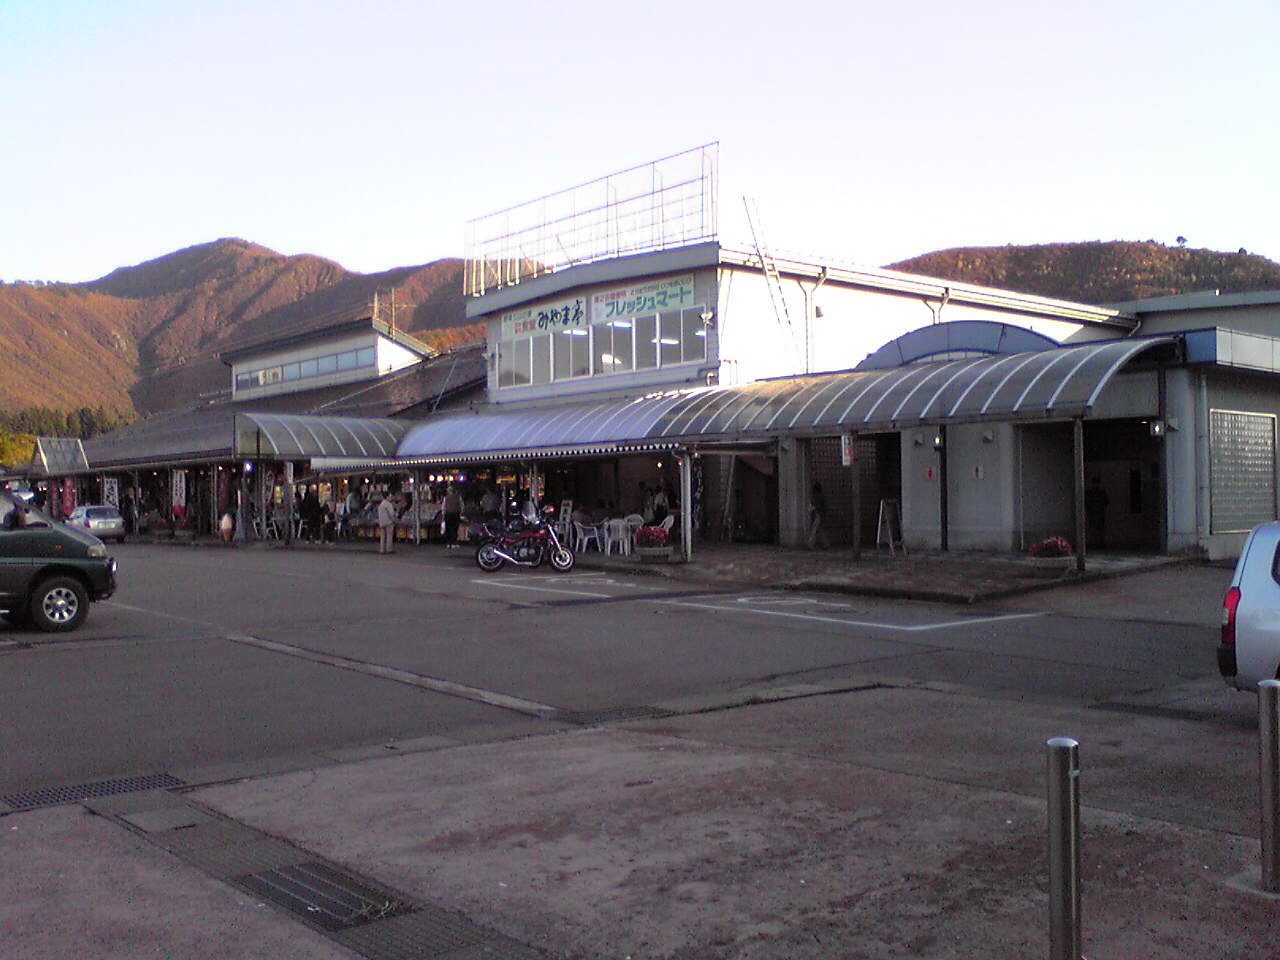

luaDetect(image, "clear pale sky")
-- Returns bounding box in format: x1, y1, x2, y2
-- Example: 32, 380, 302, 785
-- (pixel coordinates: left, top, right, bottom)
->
3, 0, 1277, 284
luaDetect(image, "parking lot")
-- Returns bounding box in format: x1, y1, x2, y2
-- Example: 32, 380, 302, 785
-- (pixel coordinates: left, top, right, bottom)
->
4, 543, 1273, 959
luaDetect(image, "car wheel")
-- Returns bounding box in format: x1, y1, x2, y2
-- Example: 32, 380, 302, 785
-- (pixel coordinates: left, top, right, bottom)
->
28, 576, 89, 633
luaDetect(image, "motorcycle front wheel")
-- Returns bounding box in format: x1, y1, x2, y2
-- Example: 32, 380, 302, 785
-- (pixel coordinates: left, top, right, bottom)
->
549, 545, 576, 572
475, 542, 505, 572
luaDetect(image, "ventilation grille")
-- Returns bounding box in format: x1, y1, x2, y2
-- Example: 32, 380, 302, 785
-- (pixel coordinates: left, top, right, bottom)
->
2, 773, 185, 810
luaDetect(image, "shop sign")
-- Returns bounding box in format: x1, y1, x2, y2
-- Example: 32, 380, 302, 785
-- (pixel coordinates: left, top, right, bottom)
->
102, 477, 119, 509
592, 275, 695, 323
500, 297, 587, 339
172, 469, 186, 509
840, 434, 854, 467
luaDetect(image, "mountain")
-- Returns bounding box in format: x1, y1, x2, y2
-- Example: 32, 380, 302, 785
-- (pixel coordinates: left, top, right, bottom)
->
886, 241, 1280, 304
0, 239, 479, 416
6, 238, 1279, 422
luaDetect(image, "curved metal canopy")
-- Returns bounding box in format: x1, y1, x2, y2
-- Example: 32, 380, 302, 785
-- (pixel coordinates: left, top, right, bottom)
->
234, 413, 410, 459
395, 337, 1176, 463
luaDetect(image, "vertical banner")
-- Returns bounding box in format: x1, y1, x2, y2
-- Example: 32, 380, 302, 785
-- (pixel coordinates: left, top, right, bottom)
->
61, 477, 76, 518
102, 477, 119, 509
171, 469, 187, 510
840, 434, 855, 467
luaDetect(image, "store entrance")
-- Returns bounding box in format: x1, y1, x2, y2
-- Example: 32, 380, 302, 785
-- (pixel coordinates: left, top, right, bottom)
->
1083, 419, 1164, 553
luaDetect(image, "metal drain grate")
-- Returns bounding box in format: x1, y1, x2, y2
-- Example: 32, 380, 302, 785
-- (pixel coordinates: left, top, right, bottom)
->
235, 861, 418, 932
2, 773, 185, 810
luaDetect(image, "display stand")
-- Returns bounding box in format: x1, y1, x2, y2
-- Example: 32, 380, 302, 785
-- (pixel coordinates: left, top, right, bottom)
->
876, 498, 905, 556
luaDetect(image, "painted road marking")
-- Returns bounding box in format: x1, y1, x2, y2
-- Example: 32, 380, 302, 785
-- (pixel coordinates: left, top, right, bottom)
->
469, 578, 612, 598
654, 598, 1042, 633
225, 634, 559, 717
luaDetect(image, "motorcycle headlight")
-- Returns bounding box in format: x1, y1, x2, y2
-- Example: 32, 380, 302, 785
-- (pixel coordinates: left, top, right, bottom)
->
87, 543, 107, 558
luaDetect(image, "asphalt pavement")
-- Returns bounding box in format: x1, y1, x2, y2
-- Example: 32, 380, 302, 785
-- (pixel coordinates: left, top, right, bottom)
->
4, 541, 1270, 960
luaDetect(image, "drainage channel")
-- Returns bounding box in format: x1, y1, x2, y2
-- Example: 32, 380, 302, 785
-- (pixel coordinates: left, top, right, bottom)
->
85, 788, 556, 960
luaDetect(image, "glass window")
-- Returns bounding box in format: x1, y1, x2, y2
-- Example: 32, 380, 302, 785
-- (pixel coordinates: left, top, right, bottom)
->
609, 320, 633, 371
570, 330, 590, 378
552, 330, 574, 380
263, 367, 282, 383
498, 341, 516, 387
532, 334, 551, 384
317, 354, 337, 374
337, 350, 357, 370
282, 362, 300, 381
299, 358, 318, 378
236, 373, 255, 390
357, 347, 375, 367
659, 311, 682, 366
682, 308, 706, 362
635, 315, 657, 369
512, 338, 532, 386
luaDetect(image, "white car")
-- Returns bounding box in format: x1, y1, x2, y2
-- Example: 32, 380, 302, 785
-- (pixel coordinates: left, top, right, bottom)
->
1220, 521, 1280, 691
65, 505, 127, 543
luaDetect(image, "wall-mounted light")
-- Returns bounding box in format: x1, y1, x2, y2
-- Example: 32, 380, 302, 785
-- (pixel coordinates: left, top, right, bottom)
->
1149, 420, 1166, 437
981, 430, 995, 443
932, 433, 944, 450
700, 309, 716, 326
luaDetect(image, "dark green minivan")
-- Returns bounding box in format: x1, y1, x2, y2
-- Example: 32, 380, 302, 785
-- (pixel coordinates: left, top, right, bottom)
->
0, 492, 117, 632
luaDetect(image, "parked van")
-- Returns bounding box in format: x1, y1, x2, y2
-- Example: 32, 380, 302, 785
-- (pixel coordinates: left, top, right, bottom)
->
0, 492, 117, 632
1220, 521, 1280, 691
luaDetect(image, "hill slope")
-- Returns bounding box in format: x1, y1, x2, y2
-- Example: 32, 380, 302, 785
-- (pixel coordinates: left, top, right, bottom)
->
0, 239, 476, 416
886, 241, 1280, 304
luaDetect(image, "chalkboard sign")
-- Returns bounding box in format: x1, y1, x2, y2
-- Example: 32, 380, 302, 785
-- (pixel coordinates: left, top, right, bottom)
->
877, 498, 905, 556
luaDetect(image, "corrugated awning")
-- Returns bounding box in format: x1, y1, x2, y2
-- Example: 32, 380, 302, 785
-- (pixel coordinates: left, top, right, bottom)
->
396, 337, 1177, 463
234, 413, 410, 459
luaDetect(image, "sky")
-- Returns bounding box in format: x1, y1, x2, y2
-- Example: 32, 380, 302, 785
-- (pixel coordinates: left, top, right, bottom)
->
3, 0, 1278, 284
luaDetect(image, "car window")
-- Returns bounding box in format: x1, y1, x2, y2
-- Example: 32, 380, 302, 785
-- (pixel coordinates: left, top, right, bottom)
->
87, 508, 119, 519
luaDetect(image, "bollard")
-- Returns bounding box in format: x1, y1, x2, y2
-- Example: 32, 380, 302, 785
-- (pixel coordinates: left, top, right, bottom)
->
1260, 680, 1280, 893
1047, 737, 1082, 960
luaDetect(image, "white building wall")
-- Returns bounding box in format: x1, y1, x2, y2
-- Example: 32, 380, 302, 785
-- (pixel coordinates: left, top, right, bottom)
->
900, 423, 1018, 550
375, 338, 424, 377
231, 332, 380, 400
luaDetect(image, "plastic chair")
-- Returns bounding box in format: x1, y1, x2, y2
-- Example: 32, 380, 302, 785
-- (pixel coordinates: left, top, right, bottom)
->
603, 518, 632, 556
659, 514, 675, 532
573, 520, 601, 552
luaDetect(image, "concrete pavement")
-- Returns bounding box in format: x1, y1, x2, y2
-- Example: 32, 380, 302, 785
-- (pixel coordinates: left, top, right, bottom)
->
4, 548, 1269, 960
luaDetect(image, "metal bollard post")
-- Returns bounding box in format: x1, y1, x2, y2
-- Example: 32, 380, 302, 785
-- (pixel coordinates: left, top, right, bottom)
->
1260, 680, 1280, 893
1047, 737, 1082, 960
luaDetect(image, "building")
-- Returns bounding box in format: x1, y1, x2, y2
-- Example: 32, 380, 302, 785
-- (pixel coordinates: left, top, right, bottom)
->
59, 145, 1280, 562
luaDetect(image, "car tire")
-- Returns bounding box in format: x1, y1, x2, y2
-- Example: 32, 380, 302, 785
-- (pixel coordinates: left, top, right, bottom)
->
28, 576, 89, 633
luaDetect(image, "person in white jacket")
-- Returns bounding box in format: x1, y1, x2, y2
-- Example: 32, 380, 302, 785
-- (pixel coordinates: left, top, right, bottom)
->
377, 494, 400, 555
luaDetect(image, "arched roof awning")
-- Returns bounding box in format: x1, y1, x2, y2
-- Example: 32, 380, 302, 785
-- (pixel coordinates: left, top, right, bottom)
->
394, 337, 1177, 463
234, 413, 410, 459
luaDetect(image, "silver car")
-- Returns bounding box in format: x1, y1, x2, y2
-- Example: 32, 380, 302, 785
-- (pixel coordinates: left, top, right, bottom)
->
66, 505, 127, 543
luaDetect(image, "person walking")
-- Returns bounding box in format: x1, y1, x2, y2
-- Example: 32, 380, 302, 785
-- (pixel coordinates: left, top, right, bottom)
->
377, 492, 400, 554
807, 481, 830, 549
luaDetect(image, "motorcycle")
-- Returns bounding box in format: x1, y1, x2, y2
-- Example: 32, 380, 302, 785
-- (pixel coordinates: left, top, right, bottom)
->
473, 509, 575, 573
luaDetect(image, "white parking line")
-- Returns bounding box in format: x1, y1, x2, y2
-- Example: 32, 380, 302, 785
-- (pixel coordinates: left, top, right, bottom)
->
654, 598, 1042, 633
469, 579, 612, 598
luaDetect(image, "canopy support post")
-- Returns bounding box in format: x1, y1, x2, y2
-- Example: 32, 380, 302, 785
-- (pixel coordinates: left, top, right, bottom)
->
680, 450, 693, 562
414, 470, 422, 545
1073, 417, 1087, 572
938, 425, 949, 552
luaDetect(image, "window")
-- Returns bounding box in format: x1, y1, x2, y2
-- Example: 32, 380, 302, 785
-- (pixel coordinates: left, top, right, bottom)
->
299, 358, 317, 378
337, 350, 359, 371
532, 335, 551, 384
512, 338, 531, 386
681, 307, 706, 362
282, 362, 300, 381
317, 354, 337, 374
658, 311, 682, 366
635, 314, 657, 370
608, 320, 633, 371
357, 347, 375, 367
552, 330, 574, 381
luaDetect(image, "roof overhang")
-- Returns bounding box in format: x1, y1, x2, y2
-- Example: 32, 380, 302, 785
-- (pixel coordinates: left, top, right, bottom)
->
233, 413, 411, 459
388, 336, 1179, 464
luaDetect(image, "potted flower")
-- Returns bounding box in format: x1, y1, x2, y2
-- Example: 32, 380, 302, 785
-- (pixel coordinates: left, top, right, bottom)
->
635, 524, 673, 561
1027, 536, 1074, 575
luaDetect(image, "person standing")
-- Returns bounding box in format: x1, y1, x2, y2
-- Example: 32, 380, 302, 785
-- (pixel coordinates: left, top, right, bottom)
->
443, 483, 463, 548
377, 493, 399, 554
807, 481, 830, 549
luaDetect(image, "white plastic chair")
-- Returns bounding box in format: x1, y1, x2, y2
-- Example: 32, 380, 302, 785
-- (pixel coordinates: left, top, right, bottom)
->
603, 518, 632, 556
659, 514, 675, 532
573, 520, 601, 552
